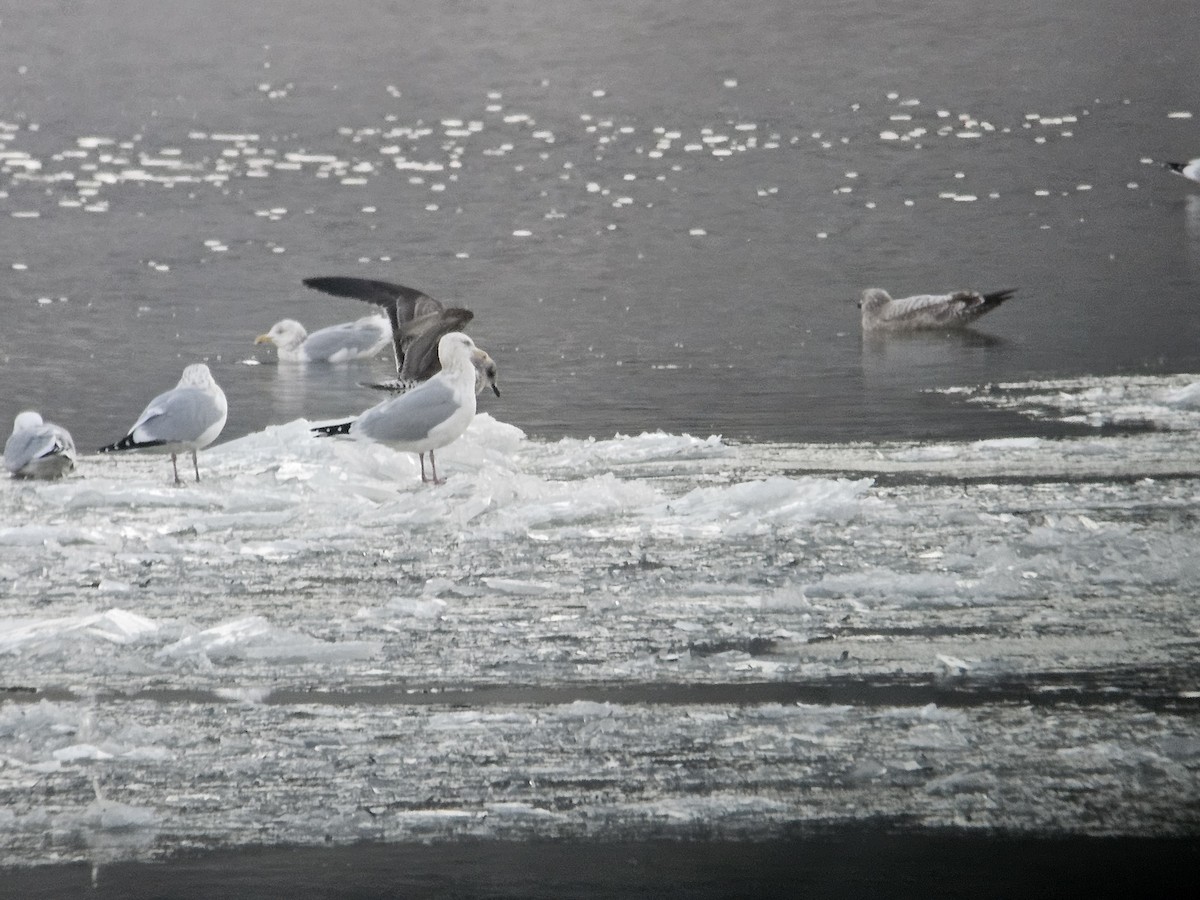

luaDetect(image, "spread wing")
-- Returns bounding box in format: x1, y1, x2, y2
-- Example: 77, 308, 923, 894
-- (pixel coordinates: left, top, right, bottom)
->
302, 277, 444, 372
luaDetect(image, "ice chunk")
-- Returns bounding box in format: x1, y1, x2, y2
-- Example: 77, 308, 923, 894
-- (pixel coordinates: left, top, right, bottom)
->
156, 616, 380, 663
52, 743, 114, 761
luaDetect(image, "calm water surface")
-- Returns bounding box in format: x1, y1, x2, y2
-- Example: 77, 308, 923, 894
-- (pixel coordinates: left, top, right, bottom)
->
2, 0, 1198, 450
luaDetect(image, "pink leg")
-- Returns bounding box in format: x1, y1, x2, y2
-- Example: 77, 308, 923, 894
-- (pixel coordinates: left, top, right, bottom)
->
170, 453, 182, 485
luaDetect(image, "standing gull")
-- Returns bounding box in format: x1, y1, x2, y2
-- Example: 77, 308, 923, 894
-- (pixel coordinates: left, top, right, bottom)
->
1162, 158, 1200, 184
254, 314, 391, 363
99, 363, 228, 483
302, 276, 500, 396
5, 411, 77, 479
313, 332, 482, 485
859, 287, 1016, 332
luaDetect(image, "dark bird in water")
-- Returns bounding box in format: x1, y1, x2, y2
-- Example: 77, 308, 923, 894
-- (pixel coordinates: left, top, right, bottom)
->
302, 277, 500, 397
858, 288, 1017, 332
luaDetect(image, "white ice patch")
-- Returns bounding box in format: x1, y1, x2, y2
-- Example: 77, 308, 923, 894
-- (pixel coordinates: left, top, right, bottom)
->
933, 374, 1200, 431
651, 476, 870, 537
0, 608, 159, 655
157, 616, 380, 663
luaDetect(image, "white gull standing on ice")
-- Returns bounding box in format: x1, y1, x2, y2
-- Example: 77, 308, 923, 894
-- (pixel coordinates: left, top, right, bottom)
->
312, 332, 482, 485
859, 287, 1016, 332
255, 314, 392, 363
99, 363, 228, 484
302, 276, 500, 396
4, 411, 77, 479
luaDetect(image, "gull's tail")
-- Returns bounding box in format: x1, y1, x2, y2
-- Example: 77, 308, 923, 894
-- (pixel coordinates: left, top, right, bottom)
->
360, 378, 418, 394
980, 289, 1017, 311
98, 434, 165, 453
312, 420, 354, 437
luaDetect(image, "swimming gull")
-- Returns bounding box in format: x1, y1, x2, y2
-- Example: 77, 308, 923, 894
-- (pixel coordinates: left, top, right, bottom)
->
254, 314, 391, 363
5, 411, 77, 479
302, 276, 500, 396
859, 287, 1016, 332
1163, 158, 1200, 183
313, 332, 482, 485
99, 363, 228, 484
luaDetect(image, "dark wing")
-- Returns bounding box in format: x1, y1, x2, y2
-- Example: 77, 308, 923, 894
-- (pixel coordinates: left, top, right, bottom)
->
398, 308, 475, 382
970, 289, 1017, 318
938, 289, 1016, 324
302, 277, 444, 372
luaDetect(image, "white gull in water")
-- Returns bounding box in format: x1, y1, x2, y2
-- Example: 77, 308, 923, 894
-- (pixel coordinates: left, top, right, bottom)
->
859, 287, 1016, 332
313, 332, 481, 484
99, 363, 228, 484
254, 314, 391, 363
5, 411, 77, 479
302, 276, 500, 396
1162, 158, 1200, 183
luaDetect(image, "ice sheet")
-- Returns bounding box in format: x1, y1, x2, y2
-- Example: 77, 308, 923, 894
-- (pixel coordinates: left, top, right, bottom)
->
2, 389, 1199, 867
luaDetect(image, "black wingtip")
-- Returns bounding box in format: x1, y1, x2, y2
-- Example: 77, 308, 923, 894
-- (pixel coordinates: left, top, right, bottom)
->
312, 420, 354, 437
303, 276, 436, 307
1164, 161, 1186, 175
98, 434, 166, 453
982, 289, 1017, 305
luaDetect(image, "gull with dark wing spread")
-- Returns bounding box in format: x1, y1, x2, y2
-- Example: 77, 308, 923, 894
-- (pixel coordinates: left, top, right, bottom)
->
302, 276, 500, 397
859, 287, 1016, 332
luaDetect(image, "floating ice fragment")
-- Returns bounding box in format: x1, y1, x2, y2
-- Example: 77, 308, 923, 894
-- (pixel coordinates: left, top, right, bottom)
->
936, 657, 974, 676
1167, 111, 1193, 119
53, 743, 114, 762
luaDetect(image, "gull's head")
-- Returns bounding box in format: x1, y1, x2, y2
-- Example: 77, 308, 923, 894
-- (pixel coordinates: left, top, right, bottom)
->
12, 410, 44, 432
255, 319, 307, 350
437, 331, 479, 370
472, 348, 501, 397
859, 288, 892, 313
178, 363, 219, 391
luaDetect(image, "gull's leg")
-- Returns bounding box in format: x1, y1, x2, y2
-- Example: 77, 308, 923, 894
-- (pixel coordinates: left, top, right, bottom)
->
170, 453, 182, 485
192, 449, 201, 482
429, 449, 444, 485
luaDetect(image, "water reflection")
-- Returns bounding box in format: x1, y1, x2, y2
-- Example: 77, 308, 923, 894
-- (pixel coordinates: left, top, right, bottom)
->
261, 362, 392, 426
1186, 195, 1200, 245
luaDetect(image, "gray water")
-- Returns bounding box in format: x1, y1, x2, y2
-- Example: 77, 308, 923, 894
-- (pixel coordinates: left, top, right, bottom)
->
3, 0, 1198, 450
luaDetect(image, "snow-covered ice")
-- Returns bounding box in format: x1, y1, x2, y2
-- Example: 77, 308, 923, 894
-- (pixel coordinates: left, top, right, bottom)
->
2, 378, 1200, 866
